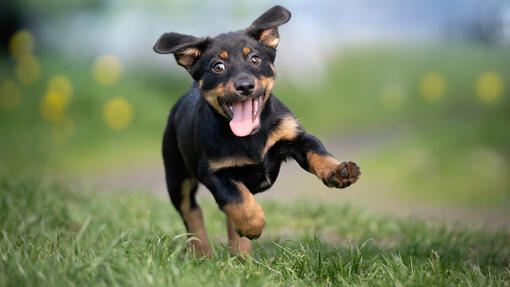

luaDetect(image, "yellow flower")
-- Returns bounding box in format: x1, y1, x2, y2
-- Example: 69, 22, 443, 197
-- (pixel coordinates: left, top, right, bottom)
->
93, 54, 122, 85
16, 54, 41, 85
47, 75, 73, 100
40, 91, 69, 123
9, 30, 34, 60
476, 72, 503, 103
103, 97, 133, 130
419, 72, 445, 101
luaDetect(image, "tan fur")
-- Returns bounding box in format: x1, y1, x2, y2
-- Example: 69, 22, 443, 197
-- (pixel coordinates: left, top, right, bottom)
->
259, 28, 280, 48
262, 115, 300, 156
223, 182, 265, 239
224, 80, 236, 93
266, 38, 280, 47
227, 217, 251, 256
180, 179, 213, 257
219, 50, 228, 59
208, 156, 257, 171
306, 152, 340, 181
181, 47, 201, 56
202, 81, 238, 118
176, 47, 201, 67
259, 76, 275, 102
243, 47, 251, 55
202, 83, 227, 117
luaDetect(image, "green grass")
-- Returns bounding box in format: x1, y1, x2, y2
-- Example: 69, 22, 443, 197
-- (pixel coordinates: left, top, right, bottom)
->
0, 43, 509, 208
1, 172, 509, 286
359, 119, 510, 207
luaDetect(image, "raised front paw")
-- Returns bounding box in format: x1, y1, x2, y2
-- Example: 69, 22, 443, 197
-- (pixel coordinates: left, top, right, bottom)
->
324, 161, 361, 188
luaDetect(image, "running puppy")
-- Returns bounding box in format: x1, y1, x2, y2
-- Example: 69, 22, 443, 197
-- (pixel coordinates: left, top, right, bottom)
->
154, 5, 361, 257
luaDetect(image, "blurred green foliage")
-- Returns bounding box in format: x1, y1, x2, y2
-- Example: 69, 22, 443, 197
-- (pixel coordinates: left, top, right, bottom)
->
0, 44, 509, 207
3, 0, 103, 18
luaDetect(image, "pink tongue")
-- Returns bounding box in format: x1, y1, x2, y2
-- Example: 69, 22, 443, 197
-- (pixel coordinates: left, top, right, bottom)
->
229, 99, 253, 137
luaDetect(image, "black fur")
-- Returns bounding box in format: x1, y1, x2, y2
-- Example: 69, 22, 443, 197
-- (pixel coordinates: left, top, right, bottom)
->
154, 5, 359, 241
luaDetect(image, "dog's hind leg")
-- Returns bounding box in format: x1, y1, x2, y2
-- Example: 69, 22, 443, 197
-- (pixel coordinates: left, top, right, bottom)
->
163, 127, 213, 257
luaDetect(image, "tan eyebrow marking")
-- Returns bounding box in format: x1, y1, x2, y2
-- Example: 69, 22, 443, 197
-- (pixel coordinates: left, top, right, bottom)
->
243, 47, 251, 55
219, 51, 228, 59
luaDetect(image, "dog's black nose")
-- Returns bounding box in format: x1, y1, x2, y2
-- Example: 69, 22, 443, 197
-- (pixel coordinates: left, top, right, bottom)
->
234, 79, 254, 96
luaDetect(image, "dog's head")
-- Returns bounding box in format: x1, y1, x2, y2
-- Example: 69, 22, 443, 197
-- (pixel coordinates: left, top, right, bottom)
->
154, 5, 291, 137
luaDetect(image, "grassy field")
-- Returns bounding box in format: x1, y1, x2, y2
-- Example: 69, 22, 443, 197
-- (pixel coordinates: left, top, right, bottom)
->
1, 44, 509, 286
1, 172, 509, 286
1, 44, 509, 208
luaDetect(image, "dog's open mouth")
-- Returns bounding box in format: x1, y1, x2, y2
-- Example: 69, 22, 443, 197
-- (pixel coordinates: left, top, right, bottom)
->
221, 96, 263, 137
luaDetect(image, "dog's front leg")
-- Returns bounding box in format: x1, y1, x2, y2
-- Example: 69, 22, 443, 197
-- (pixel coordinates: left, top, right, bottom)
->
290, 133, 361, 188
199, 168, 266, 240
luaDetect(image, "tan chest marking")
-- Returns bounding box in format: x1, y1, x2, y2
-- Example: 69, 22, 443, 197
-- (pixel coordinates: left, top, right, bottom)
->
262, 115, 300, 156
208, 156, 257, 171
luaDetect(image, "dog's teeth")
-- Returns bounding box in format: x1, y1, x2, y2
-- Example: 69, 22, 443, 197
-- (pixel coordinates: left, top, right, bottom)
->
229, 105, 233, 112
254, 100, 259, 114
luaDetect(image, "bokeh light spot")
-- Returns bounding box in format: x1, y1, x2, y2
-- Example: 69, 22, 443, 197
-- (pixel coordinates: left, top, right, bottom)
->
16, 54, 41, 85
93, 54, 122, 85
0, 80, 21, 109
9, 30, 34, 60
52, 116, 75, 143
48, 75, 73, 100
103, 97, 132, 130
476, 71, 503, 103
380, 83, 405, 110
419, 72, 445, 101
40, 91, 69, 123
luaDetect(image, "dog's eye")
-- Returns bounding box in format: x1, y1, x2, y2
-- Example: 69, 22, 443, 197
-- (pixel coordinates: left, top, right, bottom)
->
249, 55, 261, 66
212, 62, 225, 73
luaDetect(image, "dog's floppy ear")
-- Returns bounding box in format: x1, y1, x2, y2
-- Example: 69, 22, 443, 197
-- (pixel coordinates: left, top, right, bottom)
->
153, 32, 208, 71
245, 5, 291, 49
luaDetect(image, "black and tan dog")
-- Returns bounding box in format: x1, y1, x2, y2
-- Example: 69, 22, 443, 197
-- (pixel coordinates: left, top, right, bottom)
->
153, 5, 360, 257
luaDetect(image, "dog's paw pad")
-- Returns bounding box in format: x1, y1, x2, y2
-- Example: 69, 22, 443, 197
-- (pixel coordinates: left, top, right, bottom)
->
325, 161, 361, 188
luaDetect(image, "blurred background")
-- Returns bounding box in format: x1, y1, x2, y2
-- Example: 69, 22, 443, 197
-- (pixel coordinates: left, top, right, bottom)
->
1, 0, 509, 228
